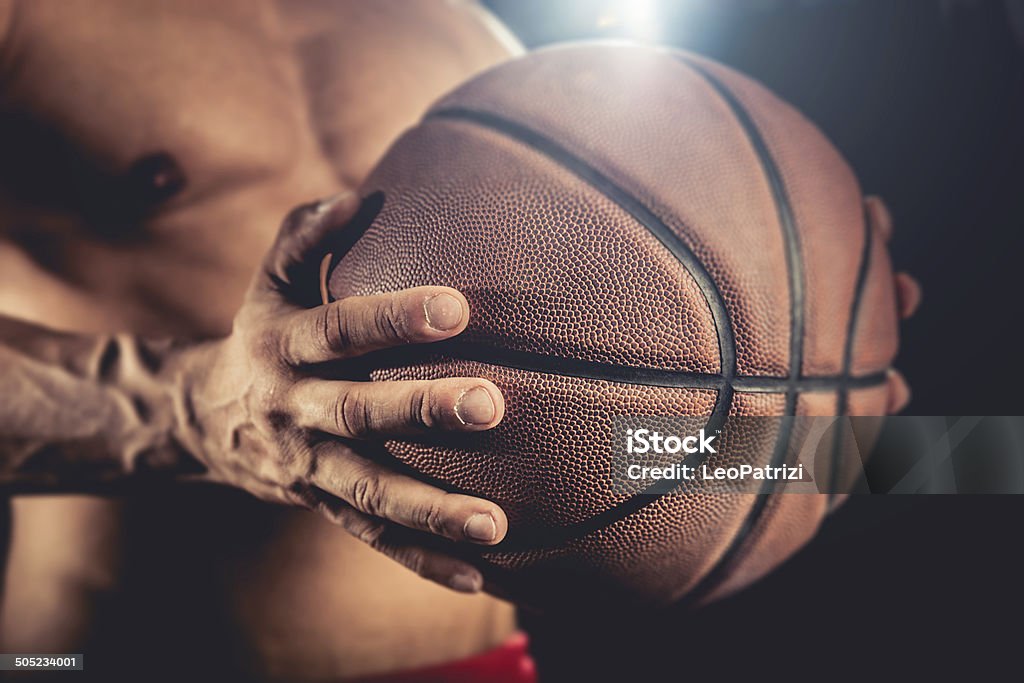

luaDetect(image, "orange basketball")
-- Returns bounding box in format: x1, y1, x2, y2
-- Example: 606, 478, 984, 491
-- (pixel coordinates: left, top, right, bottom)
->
322, 44, 900, 607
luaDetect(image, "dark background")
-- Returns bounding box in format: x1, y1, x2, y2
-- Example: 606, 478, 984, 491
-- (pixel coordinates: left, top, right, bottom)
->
481, 0, 1024, 678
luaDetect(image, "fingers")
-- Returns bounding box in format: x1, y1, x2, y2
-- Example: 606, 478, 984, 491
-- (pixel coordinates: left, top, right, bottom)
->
887, 368, 911, 414
291, 377, 504, 437
308, 442, 508, 546
894, 272, 922, 319
864, 195, 893, 242
865, 195, 923, 320
318, 501, 487, 594
280, 286, 469, 365
864, 197, 914, 415
259, 191, 362, 304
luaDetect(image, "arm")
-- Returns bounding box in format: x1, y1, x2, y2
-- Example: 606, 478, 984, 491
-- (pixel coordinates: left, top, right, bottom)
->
0, 192, 509, 593
0, 317, 199, 490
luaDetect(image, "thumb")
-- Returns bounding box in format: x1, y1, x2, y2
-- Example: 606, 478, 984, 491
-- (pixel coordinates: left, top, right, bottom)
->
259, 191, 361, 307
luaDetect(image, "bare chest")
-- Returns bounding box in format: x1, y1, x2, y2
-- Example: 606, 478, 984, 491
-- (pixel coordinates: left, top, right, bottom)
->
0, 0, 513, 336
0, 1, 340, 333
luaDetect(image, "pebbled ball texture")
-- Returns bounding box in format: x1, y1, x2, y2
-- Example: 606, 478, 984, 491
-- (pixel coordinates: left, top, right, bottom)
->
323, 44, 900, 608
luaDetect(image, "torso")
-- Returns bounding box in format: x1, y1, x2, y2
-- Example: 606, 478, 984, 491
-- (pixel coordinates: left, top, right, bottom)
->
0, 1, 520, 677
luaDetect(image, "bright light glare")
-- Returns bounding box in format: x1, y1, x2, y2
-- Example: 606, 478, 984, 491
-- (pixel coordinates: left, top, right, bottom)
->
595, 0, 662, 44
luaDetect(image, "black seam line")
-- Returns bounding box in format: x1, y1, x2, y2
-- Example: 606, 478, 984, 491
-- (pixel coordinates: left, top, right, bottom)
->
423, 105, 740, 551
675, 60, 805, 394
828, 207, 875, 498
677, 57, 806, 605
425, 106, 738, 383
429, 341, 887, 393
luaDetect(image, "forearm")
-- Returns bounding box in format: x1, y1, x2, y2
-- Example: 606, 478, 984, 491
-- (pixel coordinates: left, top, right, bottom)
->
0, 315, 207, 492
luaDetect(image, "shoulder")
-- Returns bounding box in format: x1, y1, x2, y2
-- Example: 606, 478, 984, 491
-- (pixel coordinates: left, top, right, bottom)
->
462, 1, 524, 56
426, 0, 525, 62
279, 0, 524, 184
279, 0, 523, 63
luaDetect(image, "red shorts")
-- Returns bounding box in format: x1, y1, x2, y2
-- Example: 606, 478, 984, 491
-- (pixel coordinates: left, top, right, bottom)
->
355, 632, 536, 683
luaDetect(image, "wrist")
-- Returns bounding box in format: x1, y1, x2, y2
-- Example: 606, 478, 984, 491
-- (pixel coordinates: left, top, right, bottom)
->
92, 335, 209, 479
160, 337, 224, 477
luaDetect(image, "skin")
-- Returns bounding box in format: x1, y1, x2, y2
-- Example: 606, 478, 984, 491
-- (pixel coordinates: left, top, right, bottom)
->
0, 1, 921, 678
0, 0, 524, 677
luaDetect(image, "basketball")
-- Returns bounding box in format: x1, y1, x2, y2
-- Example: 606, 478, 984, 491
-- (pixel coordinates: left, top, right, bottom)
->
320, 44, 900, 607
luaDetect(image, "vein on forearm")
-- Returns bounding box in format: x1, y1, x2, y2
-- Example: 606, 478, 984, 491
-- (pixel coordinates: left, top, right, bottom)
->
0, 322, 205, 492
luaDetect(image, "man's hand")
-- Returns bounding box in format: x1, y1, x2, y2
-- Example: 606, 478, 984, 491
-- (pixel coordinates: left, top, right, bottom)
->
174, 192, 507, 594
863, 195, 921, 414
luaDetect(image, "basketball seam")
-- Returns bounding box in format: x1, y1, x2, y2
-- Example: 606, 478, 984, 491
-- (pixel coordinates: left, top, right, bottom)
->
376, 341, 888, 392
827, 206, 875, 500
675, 57, 805, 605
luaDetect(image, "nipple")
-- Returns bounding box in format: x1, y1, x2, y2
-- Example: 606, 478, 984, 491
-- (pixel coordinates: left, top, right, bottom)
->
124, 151, 186, 208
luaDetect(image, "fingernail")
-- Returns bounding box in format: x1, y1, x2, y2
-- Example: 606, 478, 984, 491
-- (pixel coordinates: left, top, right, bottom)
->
424, 293, 464, 331
455, 387, 495, 425
450, 571, 483, 594
464, 513, 497, 543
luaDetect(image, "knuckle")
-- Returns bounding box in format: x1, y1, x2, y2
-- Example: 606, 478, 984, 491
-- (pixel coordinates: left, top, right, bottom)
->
411, 386, 436, 430
334, 390, 371, 438
263, 408, 295, 435
284, 481, 318, 509
252, 380, 293, 430
375, 296, 409, 343
247, 325, 283, 364
350, 470, 387, 517
353, 519, 387, 547
393, 547, 427, 577
318, 303, 353, 354
419, 497, 449, 537
248, 378, 295, 435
